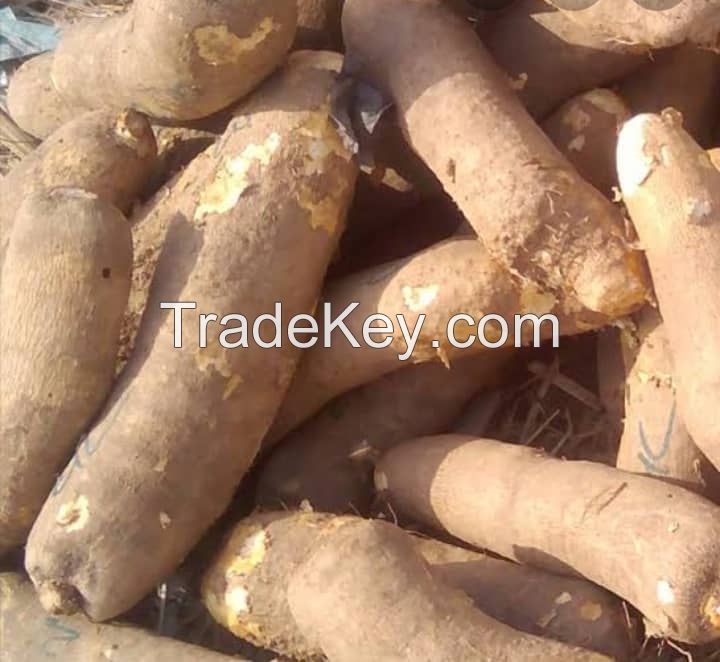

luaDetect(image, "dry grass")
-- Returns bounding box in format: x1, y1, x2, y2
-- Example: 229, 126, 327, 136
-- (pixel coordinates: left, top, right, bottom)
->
10, 0, 130, 25
478, 334, 616, 465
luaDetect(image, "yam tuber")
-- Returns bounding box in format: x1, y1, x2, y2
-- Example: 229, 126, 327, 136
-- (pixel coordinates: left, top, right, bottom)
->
8, 0, 298, 137
265, 237, 590, 443
0, 189, 132, 556
481, 0, 647, 118
24, 51, 357, 622
615, 307, 720, 500
0, 109, 156, 266
257, 351, 510, 513
0, 573, 242, 661
203, 512, 613, 661
542, 89, 630, 196
617, 112, 720, 478
343, 0, 650, 319
416, 537, 639, 660
376, 434, 720, 643
7, 52, 86, 140
547, 0, 720, 50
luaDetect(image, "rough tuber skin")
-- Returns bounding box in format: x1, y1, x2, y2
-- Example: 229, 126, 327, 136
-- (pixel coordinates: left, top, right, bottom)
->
376, 435, 720, 643
24, 51, 357, 622
481, 0, 647, 119
0, 573, 243, 661
547, 0, 720, 50
294, 0, 345, 51
6, 52, 88, 140
343, 0, 650, 320
542, 89, 630, 197
8, 0, 298, 137
203, 512, 613, 661
619, 44, 720, 148
256, 351, 510, 513
416, 537, 639, 660
0, 109, 157, 267
614, 307, 720, 501
0, 189, 132, 557
618, 112, 720, 485
265, 236, 594, 443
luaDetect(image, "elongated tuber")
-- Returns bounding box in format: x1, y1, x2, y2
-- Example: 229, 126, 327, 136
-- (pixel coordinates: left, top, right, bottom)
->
618, 112, 720, 477
376, 434, 720, 643
24, 51, 357, 622
257, 351, 510, 513
203, 512, 613, 661
343, 0, 649, 320
0, 189, 132, 556
615, 307, 720, 500
8, 0, 298, 137
0, 573, 242, 661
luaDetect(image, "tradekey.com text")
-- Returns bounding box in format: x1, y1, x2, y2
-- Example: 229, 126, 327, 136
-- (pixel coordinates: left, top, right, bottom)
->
161, 302, 559, 361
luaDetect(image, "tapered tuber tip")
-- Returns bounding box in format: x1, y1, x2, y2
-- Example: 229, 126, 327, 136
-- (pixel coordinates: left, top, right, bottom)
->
36, 580, 82, 615
573, 251, 650, 318
114, 109, 157, 158
118, 109, 151, 139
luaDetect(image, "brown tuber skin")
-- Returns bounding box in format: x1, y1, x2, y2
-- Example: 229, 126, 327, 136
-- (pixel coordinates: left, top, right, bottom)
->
416, 537, 639, 660
265, 236, 593, 444
294, 0, 344, 51
8, 0, 298, 137
451, 388, 504, 437
618, 113, 720, 482
709, 148, 720, 170
256, 351, 510, 513
0, 109, 157, 267
615, 307, 720, 500
0, 189, 132, 557
24, 51, 357, 622
542, 89, 630, 197
0, 573, 242, 661
481, 0, 647, 119
7, 52, 87, 140
618, 44, 720, 148
376, 435, 720, 643
203, 512, 613, 661
548, 0, 720, 50
343, 0, 650, 320
596, 325, 627, 448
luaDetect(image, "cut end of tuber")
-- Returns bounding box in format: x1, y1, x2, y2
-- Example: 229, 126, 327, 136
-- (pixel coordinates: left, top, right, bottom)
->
374, 469, 389, 491
114, 109, 156, 158
617, 114, 657, 197
702, 593, 720, 632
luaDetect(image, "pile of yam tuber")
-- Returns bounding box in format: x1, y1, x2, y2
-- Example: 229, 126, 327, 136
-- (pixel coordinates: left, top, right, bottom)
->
2, 0, 720, 659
